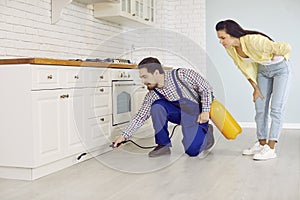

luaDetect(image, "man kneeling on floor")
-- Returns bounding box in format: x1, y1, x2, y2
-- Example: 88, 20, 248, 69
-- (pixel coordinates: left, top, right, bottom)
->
113, 57, 215, 157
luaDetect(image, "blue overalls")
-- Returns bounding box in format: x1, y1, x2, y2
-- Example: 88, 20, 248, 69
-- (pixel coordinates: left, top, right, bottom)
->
151, 70, 209, 156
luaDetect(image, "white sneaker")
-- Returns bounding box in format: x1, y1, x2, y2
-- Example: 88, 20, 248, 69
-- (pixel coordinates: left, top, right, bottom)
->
253, 145, 277, 161
242, 142, 264, 155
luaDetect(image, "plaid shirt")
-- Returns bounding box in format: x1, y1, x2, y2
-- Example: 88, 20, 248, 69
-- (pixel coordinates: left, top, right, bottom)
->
122, 68, 213, 139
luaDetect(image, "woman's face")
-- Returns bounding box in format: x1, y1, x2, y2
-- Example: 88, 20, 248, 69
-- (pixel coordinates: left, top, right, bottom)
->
217, 30, 236, 48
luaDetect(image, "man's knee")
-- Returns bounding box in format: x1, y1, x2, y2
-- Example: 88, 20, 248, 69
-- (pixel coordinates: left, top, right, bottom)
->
151, 99, 168, 115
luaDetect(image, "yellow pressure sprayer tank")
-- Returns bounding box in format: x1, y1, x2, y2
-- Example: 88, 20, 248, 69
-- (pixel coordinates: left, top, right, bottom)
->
209, 99, 242, 139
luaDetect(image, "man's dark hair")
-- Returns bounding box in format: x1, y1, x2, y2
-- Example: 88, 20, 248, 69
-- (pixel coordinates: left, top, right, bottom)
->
138, 57, 164, 74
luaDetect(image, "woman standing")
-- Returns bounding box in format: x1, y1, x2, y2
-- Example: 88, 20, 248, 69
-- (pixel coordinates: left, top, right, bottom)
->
215, 19, 291, 161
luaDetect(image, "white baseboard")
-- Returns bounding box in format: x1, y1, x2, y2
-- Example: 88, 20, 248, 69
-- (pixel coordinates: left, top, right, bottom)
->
239, 122, 300, 129
0, 146, 111, 181
239, 122, 256, 128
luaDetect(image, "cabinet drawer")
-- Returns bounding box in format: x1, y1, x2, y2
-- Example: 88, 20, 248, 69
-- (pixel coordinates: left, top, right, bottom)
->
32, 66, 60, 90
86, 87, 112, 119
86, 68, 111, 87
63, 67, 85, 88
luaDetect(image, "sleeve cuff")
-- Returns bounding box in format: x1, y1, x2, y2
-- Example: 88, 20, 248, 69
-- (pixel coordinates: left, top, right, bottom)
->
121, 132, 131, 139
202, 107, 210, 113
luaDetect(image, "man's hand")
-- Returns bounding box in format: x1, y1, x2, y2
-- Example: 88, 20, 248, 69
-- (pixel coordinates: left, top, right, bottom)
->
113, 135, 126, 148
197, 112, 210, 124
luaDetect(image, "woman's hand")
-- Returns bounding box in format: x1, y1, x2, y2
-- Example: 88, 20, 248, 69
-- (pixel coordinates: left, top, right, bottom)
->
197, 112, 210, 124
253, 88, 264, 102
248, 79, 264, 102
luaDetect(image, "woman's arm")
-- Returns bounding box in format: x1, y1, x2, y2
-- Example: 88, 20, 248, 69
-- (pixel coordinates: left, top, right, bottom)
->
250, 35, 291, 58
248, 78, 264, 102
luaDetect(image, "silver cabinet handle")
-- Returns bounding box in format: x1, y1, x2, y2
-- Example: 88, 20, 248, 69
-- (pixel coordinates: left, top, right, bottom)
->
60, 94, 69, 99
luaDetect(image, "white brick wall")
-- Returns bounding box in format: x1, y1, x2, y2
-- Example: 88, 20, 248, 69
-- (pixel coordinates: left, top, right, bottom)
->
0, 0, 124, 59
145, 0, 207, 74
0, 0, 206, 69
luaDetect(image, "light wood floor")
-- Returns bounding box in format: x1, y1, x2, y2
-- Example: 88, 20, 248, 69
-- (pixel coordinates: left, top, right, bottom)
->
0, 128, 299, 200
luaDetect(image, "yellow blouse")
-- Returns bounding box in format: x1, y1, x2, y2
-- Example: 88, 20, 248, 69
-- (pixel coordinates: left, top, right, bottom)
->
226, 34, 291, 84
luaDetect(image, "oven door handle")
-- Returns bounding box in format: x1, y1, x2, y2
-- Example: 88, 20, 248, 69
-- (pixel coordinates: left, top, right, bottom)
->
114, 83, 138, 87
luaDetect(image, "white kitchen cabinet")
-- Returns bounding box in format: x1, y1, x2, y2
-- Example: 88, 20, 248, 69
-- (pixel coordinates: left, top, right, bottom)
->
86, 67, 111, 87
64, 67, 86, 88
93, 0, 155, 27
31, 90, 66, 166
83, 82, 112, 153
51, 0, 155, 26
84, 115, 111, 154
131, 83, 153, 138
51, 0, 116, 24
31, 66, 60, 90
0, 60, 153, 180
31, 88, 89, 166
86, 87, 112, 119
32, 66, 86, 90
0, 64, 112, 180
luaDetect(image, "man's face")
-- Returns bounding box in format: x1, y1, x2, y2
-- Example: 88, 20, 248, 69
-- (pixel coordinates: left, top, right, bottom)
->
139, 68, 159, 90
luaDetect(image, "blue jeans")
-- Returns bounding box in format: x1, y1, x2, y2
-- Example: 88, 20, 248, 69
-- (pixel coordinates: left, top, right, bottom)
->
255, 60, 291, 141
150, 99, 209, 157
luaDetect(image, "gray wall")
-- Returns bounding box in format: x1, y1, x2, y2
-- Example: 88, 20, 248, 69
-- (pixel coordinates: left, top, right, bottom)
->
206, 0, 300, 125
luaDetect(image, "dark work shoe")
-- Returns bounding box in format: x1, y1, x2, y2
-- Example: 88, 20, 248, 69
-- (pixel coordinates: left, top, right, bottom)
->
148, 145, 171, 157
205, 124, 215, 151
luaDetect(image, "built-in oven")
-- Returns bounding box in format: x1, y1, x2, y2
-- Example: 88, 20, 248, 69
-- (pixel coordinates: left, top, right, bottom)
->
112, 80, 135, 125
111, 69, 143, 126
110, 68, 154, 139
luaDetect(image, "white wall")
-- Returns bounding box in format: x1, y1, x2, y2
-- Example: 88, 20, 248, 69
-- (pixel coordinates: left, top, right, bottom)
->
0, 0, 126, 59
206, 0, 300, 125
131, 0, 206, 73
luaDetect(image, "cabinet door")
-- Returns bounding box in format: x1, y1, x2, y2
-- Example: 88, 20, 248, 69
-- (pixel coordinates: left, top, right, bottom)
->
131, 85, 153, 138
86, 87, 112, 119
32, 89, 87, 166
93, 0, 155, 26
65, 89, 86, 156
131, 85, 147, 113
32, 90, 65, 166
133, 0, 144, 20
84, 115, 111, 153
144, 0, 155, 23
121, 0, 132, 15
133, 0, 155, 23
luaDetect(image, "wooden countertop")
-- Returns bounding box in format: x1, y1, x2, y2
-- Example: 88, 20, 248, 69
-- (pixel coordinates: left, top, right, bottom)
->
0, 58, 138, 69
0, 58, 173, 70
